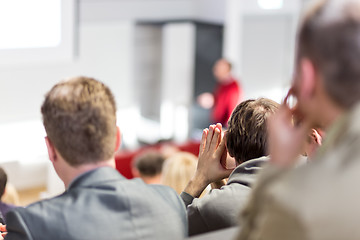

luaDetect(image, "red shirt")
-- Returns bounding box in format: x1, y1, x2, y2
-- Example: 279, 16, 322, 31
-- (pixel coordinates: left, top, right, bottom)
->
212, 78, 242, 126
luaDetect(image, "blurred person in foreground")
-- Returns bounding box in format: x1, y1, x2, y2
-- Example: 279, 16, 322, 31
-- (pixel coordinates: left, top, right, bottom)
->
3, 77, 187, 240
237, 0, 360, 239
181, 98, 279, 236
197, 58, 243, 127
131, 149, 165, 184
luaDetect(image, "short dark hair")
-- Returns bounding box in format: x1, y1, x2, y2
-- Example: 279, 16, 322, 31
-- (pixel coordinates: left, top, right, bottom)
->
0, 168, 8, 198
41, 76, 117, 166
133, 150, 165, 177
226, 98, 279, 164
297, 0, 360, 108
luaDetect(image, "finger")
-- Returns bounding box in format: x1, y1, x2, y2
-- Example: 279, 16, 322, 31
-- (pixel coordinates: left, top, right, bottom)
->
209, 127, 221, 151
205, 125, 216, 151
283, 87, 294, 105
298, 118, 312, 138
281, 95, 302, 124
215, 133, 227, 159
222, 131, 228, 147
269, 105, 292, 130
199, 128, 209, 155
215, 123, 222, 147
268, 112, 287, 142
218, 130, 224, 147
0, 224, 6, 232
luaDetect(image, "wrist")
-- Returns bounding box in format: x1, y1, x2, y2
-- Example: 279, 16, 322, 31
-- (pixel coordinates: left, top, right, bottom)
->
211, 179, 226, 189
183, 173, 209, 198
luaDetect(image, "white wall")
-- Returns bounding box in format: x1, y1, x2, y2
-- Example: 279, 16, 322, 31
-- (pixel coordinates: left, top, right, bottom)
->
194, 0, 225, 24
0, 21, 134, 124
0, 21, 135, 190
242, 15, 294, 102
80, 0, 225, 23
161, 23, 196, 142
223, 0, 301, 103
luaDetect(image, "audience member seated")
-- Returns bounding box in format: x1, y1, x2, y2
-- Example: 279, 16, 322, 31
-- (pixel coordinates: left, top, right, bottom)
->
161, 152, 207, 196
180, 98, 279, 236
4, 76, 187, 240
0, 168, 17, 223
237, 1, 360, 239
131, 149, 165, 184
115, 140, 199, 179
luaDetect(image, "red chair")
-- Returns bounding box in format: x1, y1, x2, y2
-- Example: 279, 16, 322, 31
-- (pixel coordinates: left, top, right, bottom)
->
115, 140, 200, 179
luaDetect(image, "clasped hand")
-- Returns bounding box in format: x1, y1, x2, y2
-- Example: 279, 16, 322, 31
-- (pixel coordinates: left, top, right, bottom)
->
197, 123, 234, 184
183, 123, 233, 198
268, 94, 311, 167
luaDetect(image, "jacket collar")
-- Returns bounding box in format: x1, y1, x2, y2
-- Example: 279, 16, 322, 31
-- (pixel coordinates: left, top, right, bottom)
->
314, 102, 360, 161
67, 166, 125, 190
227, 156, 269, 186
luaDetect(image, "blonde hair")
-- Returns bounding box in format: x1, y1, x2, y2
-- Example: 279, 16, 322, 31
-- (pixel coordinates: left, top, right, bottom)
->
161, 152, 199, 195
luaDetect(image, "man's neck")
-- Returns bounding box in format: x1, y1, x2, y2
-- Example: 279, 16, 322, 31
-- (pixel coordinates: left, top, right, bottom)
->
318, 99, 345, 131
314, 77, 346, 130
63, 158, 115, 189
141, 174, 162, 185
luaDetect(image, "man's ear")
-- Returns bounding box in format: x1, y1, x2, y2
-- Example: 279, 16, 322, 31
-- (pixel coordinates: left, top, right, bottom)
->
227, 145, 235, 158
115, 127, 121, 152
45, 137, 57, 163
299, 58, 317, 99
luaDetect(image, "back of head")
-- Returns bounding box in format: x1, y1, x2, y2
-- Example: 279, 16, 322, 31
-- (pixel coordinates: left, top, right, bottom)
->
161, 152, 198, 194
298, 0, 360, 108
41, 76, 117, 166
133, 150, 165, 177
227, 98, 279, 164
0, 168, 7, 199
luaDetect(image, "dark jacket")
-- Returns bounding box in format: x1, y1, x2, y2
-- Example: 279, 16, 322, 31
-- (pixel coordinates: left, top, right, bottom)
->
181, 156, 268, 236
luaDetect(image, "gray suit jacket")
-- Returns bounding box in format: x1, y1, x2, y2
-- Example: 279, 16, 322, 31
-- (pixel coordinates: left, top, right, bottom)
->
5, 167, 187, 240
238, 103, 360, 240
181, 157, 268, 236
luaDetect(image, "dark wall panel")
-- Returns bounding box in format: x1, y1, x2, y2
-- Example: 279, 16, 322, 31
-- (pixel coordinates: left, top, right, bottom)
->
192, 23, 223, 131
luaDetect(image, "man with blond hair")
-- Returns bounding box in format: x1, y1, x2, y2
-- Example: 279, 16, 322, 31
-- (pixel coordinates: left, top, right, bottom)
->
4, 77, 187, 240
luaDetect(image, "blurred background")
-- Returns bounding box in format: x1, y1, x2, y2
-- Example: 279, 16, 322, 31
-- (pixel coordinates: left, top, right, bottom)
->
0, 0, 311, 204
